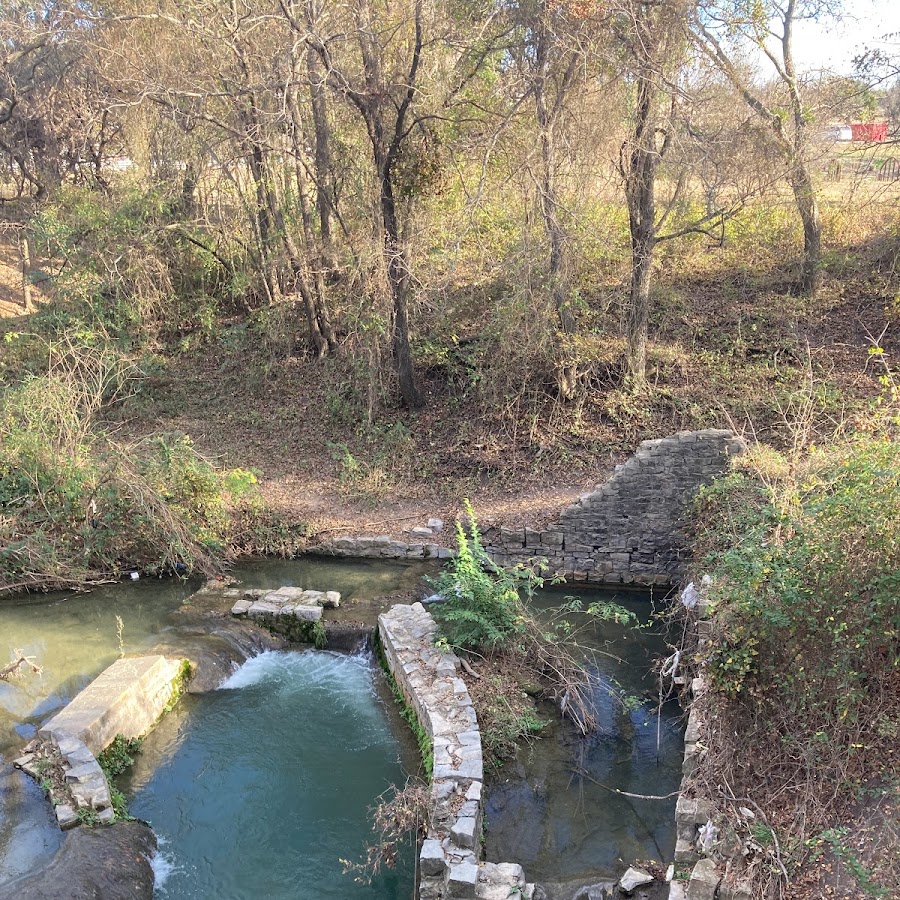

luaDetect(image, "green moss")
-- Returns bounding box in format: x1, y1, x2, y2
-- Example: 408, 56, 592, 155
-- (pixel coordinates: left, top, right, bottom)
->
373, 629, 434, 780
97, 734, 143, 822
159, 658, 192, 720
256, 612, 328, 646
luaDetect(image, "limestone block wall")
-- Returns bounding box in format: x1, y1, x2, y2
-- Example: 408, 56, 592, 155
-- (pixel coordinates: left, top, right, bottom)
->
667, 591, 751, 900
316, 535, 455, 561
21, 654, 186, 830
40, 655, 186, 755
378, 604, 534, 900
483, 429, 744, 585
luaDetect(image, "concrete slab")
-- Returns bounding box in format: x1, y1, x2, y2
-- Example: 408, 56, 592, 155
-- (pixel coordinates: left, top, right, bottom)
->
40, 655, 185, 755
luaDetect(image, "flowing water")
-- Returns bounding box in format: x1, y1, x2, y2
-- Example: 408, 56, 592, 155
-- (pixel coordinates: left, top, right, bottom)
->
0, 557, 432, 889
121, 650, 415, 899
0, 558, 682, 896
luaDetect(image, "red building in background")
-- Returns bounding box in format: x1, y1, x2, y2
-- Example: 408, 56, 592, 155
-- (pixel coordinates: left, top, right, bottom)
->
850, 123, 888, 142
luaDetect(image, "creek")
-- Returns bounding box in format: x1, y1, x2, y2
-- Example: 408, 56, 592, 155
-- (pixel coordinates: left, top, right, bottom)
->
486, 587, 681, 894
0, 558, 680, 897
123, 650, 416, 899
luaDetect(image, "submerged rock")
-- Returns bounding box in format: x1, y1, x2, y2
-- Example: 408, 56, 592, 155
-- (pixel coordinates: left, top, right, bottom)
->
0, 821, 156, 900
571, 883, 616, 900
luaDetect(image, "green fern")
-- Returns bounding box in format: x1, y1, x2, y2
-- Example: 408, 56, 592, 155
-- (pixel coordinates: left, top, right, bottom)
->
428, 500, 534, 652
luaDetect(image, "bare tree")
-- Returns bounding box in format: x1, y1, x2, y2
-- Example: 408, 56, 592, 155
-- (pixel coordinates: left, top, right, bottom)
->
282, 0, 501, 407
507, 0, 607, 399
691, 0, 840, 296
614, 0, 690, 388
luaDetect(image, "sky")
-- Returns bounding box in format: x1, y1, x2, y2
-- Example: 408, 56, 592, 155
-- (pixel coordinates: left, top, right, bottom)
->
790, 0, 900, 74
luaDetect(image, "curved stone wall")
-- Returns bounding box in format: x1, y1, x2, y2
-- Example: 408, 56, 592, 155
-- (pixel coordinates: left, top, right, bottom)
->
482, 429, 745, 585
378, 603, 534, 900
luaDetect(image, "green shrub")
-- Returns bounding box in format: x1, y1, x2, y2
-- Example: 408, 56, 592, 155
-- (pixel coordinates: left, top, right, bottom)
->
97, 735, 142, 778
0, 368, 257, 592
694, 435, 900, 759
27, 184, 236, 349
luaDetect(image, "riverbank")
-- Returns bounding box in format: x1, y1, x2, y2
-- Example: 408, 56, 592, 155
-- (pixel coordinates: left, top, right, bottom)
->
673, 434, 899, 900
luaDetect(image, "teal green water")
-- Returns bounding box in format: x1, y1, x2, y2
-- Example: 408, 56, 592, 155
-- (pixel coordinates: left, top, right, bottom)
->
0, 560, 682, 896
123, 651, 415, 900
0, 558, 429, 889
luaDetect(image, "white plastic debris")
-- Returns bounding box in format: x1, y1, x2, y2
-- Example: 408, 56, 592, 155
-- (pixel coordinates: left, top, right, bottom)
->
698, 819, 719, 852
681, 581, 699, 609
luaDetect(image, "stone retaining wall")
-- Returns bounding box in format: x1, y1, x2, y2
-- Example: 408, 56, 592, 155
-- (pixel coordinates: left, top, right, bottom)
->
316, 536, 455, 561
17, 655, 186, 830
313, 430, 743, 586
667, 590, 751, 900
482, 429, 744, 585
378, 603, 535, 900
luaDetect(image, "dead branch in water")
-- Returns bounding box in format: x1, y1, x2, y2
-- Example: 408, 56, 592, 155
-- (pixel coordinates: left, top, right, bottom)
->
0, 649, 42, 682
574, 766, 681, 800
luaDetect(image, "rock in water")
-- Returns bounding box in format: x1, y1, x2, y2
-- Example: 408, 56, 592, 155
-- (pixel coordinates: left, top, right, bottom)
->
0, 821, 157, 900
572, 881, 616, 899
619, 866, 655, 894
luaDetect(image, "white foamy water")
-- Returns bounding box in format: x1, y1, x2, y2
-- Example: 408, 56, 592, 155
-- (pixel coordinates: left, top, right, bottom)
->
149, 845, 180, 893
219, 648, 371, 693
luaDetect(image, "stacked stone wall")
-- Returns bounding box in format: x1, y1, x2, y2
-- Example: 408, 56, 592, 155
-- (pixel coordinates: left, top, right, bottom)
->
378, 603, 534, 900
667, 592, 751, 900
18, 655, 186, 830
483, 429, 744, 585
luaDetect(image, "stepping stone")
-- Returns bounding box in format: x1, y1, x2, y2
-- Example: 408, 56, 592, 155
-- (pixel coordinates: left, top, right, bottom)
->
292, 605, 323, 622
248, 600, 282, 617
55, 804, 78, 830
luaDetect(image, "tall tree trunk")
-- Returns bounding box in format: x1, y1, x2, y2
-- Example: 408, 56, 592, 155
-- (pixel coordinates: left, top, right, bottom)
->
20, 232, 35, 313
536, 97, 575, 336
295, 164, 337, 355
273, 199, 330, 357
623, 67, 659, 389
304, 0, 336, 270
789, 160, 822, 295
782, 1, 822, 296
626, 226, 654, 386
537, 107, 578, 399
379, 165, 423, 409
244, 116, 280, 304
285, 70, 338, 355
307, 46, 335, 268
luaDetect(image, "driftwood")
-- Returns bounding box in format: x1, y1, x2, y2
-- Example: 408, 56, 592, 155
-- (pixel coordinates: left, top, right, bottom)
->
574, 766, 681, 801
460, 656, 482, 680
0, 649, 42, 682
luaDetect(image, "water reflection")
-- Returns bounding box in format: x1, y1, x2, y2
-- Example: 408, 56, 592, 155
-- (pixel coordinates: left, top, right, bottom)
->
484, 587, 682, 883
